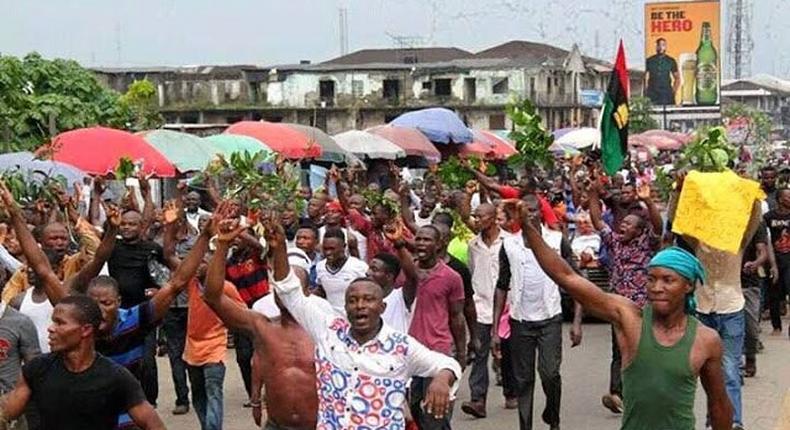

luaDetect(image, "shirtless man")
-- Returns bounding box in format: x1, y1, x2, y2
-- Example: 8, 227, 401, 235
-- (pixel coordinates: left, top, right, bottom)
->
201, 208, 317, 430
519, 208, 733, 430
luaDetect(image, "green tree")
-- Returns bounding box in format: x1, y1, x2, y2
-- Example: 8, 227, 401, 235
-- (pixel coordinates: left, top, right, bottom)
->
506, 97, 554, 171
628, 96, 659, 133
0, 52, 131, 152
119, 79, 164, 132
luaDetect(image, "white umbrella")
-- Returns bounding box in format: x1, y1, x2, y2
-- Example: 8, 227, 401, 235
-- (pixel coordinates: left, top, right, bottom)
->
333, 130, 407, 160
554, 127, 600, 149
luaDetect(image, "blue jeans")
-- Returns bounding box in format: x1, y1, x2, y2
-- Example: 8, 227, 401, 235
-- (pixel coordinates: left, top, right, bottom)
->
188, 363, 226, 430
697, 310, 744, 426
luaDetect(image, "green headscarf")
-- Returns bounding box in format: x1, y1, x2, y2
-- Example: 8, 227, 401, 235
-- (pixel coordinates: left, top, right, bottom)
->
647, 246, 706, 314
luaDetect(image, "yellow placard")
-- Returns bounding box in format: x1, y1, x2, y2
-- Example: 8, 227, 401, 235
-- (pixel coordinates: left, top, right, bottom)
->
672, 170, 765, 254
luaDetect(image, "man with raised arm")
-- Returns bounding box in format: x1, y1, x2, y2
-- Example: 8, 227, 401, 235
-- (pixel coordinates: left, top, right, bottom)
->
518, 202, 733, 430
200, 207, 318, 430
254, 211, 462, 429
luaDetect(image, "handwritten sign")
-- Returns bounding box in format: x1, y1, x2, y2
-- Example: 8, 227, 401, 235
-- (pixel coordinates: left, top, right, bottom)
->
672, 170, 765, 254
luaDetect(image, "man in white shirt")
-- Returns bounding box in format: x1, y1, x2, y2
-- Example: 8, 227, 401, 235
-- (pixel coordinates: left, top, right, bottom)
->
183, 191, 211, 232
315, 228, 368, 315
365, 252, 414, 333
462, 203, 510, 419
262, 215, 462, 430
491, 196, 581, 430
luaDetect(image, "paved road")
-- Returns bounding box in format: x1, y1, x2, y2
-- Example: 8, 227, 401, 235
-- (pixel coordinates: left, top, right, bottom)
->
159, 321, 789, 430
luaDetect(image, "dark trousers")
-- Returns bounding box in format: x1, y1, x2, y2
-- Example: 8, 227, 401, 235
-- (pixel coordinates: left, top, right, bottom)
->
142, 330, 159, 406
187, 363, 225, 430
410, 376, 454, 430
500, 337, 518, 399
163, 308, 190, 406
468, 322, 492, 402
510, 316, 562, 430
767, 262, 790, 330
609, 325, 622, 396
743, 286, 762, 359
231, 329, 253, 398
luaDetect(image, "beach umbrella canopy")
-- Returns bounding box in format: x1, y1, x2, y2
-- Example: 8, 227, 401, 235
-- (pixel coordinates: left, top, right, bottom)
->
281, 123, 359, 165
333, 130, 406, 160
462, 129, 518, 160
389, 108, 473, 144
553, 127, 600, 149
225, 121, 322, 159
0, 151, 88, 185
366, 125, 441, 163
47, 127, 176, 177
202, 134, 272, 158
138, 130, 217, 172
629, 132, 686, 151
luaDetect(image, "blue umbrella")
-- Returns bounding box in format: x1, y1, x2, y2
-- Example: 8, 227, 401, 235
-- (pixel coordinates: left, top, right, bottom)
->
0, 151, 88, 186
390, 108, 473, 144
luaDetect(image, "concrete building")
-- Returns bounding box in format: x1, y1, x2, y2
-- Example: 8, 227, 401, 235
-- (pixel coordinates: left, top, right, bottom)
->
722, 74, 790, 126
92, 40, 644, 134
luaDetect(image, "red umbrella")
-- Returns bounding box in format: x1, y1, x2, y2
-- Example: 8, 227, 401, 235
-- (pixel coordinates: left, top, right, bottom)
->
366, 125, 441, 163
458, 129, 517, 160
225, 121, 321, 159
47, 127, 176, 177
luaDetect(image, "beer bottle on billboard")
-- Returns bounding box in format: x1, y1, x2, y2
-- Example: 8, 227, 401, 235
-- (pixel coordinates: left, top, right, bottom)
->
695, 22, 718, 105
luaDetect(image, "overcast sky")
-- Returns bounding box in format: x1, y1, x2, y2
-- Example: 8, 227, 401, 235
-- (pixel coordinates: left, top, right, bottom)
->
1, 0, 788, 77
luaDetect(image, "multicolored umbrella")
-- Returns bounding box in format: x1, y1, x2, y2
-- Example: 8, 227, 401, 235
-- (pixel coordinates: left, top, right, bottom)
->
138, 130, 217, 172
281, 123, 360, 165
202, 134, 272, 158
333, 130, 406, 160
46, 127, 177, 177
458, 129, 518, 160
0, 151, 87, 186
225, 121, 322, 160
389, 108, 473, 144
366, 125, 441, 163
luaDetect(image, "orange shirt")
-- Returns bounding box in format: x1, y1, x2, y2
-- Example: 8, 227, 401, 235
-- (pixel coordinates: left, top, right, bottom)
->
183, 279, 245, 366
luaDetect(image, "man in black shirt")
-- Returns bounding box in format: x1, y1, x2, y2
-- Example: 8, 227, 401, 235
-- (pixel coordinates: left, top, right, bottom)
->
645, 38, 680, 106
764, 189, 790, 335
108, 209, 169, 407
0, 295, 164, 430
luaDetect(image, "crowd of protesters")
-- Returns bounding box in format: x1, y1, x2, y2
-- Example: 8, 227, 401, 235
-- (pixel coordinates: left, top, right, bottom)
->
0, 147, 785, 430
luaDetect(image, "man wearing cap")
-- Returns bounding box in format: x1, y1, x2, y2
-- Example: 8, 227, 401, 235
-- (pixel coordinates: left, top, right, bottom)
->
519, 214, 733, 430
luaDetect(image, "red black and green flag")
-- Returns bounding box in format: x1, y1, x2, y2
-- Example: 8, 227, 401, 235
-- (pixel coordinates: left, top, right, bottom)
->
599, 40, 630, 176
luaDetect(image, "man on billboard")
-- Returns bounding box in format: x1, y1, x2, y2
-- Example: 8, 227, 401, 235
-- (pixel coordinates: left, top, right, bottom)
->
645, 38, 680, 106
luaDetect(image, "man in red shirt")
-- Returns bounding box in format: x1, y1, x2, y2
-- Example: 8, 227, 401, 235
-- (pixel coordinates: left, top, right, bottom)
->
405, 225, 467, 430
467, 167, 560, 229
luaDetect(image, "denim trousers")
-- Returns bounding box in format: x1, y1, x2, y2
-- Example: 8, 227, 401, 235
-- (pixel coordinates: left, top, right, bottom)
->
188, 362, 226, 430
697, 310, 744, 426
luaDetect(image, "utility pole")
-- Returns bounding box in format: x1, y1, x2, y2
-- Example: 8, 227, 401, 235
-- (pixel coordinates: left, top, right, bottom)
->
338, 7, 349, 56
727, 0, 753, 79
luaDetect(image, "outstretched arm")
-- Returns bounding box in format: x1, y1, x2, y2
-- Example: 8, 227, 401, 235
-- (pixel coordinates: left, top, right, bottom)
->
149, 223, 212, 323
522, 220, 636, 326
637, 184, 663, 234
202, 203, 262, 334
0, 181, 66, 304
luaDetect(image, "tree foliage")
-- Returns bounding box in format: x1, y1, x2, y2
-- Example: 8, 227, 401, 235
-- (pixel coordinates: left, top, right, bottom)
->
506, 98, 554, 171
628, 96, 659, 133
0, 52, 161, 152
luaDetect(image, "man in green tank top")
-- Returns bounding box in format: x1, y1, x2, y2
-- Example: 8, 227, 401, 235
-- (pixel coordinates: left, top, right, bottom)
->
519, 213, 733, 430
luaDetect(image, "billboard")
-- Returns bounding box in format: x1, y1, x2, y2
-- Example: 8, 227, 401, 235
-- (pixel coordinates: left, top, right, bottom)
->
644, 1, 721, 107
